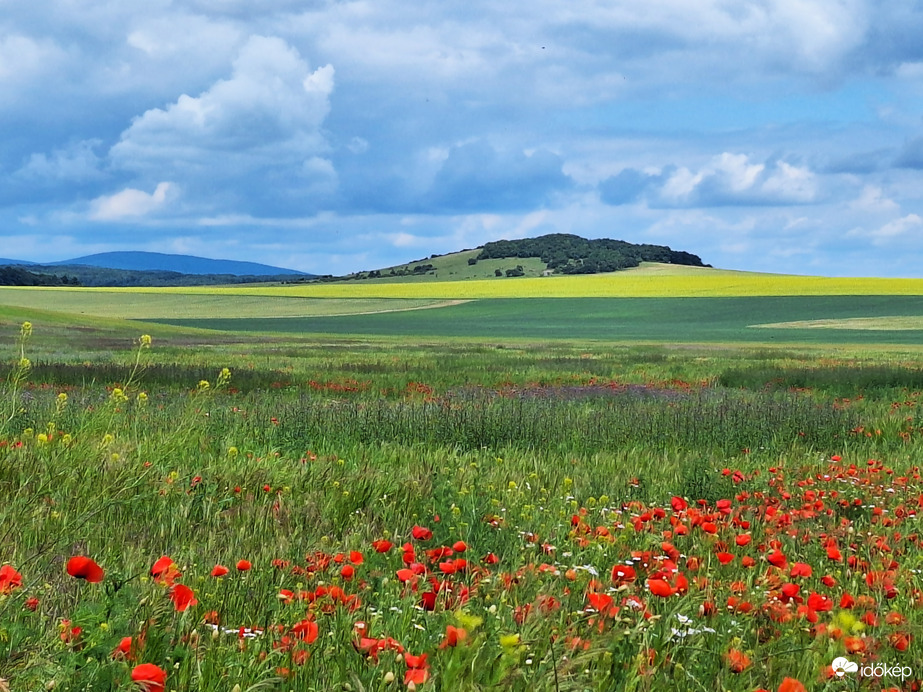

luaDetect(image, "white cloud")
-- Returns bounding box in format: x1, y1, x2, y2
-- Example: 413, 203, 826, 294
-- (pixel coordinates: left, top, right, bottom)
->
869, 213, 923, 242
89, 182, 174, 220
849, 185, 899, 213
109, 35, 336, 215
0, 34, 66, 86
16, 140, 104, 182
658, 153, 817, 207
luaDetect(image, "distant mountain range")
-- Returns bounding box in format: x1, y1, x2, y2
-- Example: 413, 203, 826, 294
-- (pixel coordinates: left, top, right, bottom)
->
0, 251, 306, 277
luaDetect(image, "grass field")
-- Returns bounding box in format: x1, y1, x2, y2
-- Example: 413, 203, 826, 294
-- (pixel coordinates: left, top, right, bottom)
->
150, 296, 923, 345
1, 322, 922, 691
344, 249, 551, 282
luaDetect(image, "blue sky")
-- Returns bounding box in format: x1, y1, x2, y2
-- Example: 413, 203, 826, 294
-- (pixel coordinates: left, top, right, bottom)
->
3, 1, 923, 276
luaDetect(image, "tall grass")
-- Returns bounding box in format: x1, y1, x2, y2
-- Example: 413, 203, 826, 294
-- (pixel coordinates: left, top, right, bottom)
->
1, 331, 921, 690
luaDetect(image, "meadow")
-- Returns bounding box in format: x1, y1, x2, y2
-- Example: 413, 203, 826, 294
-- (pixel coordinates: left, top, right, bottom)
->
1, 272, 923, 692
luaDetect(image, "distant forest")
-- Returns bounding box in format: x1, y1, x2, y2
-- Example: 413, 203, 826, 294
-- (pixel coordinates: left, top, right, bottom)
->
474, 234, 707, 274
0, 264, 298, 287
0, 266, 79, 286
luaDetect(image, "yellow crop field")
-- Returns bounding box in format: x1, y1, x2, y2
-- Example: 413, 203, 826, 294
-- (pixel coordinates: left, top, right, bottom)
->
4, 267, 923, 321
0, 288, 456, 319
111, 265, 923, 299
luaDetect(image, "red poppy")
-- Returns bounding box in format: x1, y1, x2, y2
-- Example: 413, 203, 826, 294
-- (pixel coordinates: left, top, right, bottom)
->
168, 584, 197, 612
292, 619, 319, 643
112, 636, 136, 660
150, 556, 173, 577
405, 668, 429, 685
724, 648, 751, 673
66, 556, 104, 583
789, 562, 812, 578
131, 663, 167, 692
452, 540, 468, 553
807, 592, 833, 612
210, 564, 229, 577
439, 624, 467, 648
150, 556, 180, 586
411, 525, 433, 541
766, 550, 787, 569
371, 540, 393, 553
647, 578, 675, 598
405, 653, 428, 669
340, 564, 355, 580
236, 559, 252, 571
587, 592, 614, 613
778, 678, 806, 692
611, 564, 636, 584
0, 564, 23, 593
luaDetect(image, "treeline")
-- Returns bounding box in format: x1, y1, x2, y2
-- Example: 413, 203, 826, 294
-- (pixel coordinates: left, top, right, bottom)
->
0, 266, 80, 286
0, 264, 298, 287
474, 234, 707, 274
294, 263, 437, 283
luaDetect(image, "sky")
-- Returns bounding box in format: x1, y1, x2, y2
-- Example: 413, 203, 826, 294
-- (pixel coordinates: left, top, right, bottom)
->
3, 1, 923, 277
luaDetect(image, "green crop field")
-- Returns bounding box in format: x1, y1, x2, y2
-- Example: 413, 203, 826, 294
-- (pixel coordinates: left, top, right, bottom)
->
149, 295, 923, 345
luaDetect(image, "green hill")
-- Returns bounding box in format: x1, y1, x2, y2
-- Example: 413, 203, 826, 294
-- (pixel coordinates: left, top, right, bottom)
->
300, 233, 706, 284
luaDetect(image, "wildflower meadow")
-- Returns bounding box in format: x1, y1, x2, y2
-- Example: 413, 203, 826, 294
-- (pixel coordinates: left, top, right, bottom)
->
0, 320, 921, 691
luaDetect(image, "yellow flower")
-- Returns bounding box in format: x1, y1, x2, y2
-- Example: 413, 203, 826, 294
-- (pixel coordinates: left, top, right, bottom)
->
455, 611, 483, 632
499, 633, 521, 651
21, 322, 32, 337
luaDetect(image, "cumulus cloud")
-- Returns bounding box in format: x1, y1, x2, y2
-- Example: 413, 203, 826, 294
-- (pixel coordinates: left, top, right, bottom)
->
109, 35, 336, 215
600, 153, 818, 209
849, 185, 899, 213
0, 34, 67, 86
16, 140, 105, 182
89, 182, 174, 220
868, 213, 923, 242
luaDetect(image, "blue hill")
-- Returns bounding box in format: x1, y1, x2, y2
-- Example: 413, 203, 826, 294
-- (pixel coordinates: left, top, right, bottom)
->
50, 251, 308, 276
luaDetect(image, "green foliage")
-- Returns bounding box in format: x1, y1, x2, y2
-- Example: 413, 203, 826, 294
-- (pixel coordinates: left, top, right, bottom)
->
476, 233, 707, 274
0, 266, 78, 286
18, 264, 296, 287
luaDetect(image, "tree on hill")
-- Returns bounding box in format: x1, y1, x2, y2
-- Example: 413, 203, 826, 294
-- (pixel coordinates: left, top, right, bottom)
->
475, 233, 706, 275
